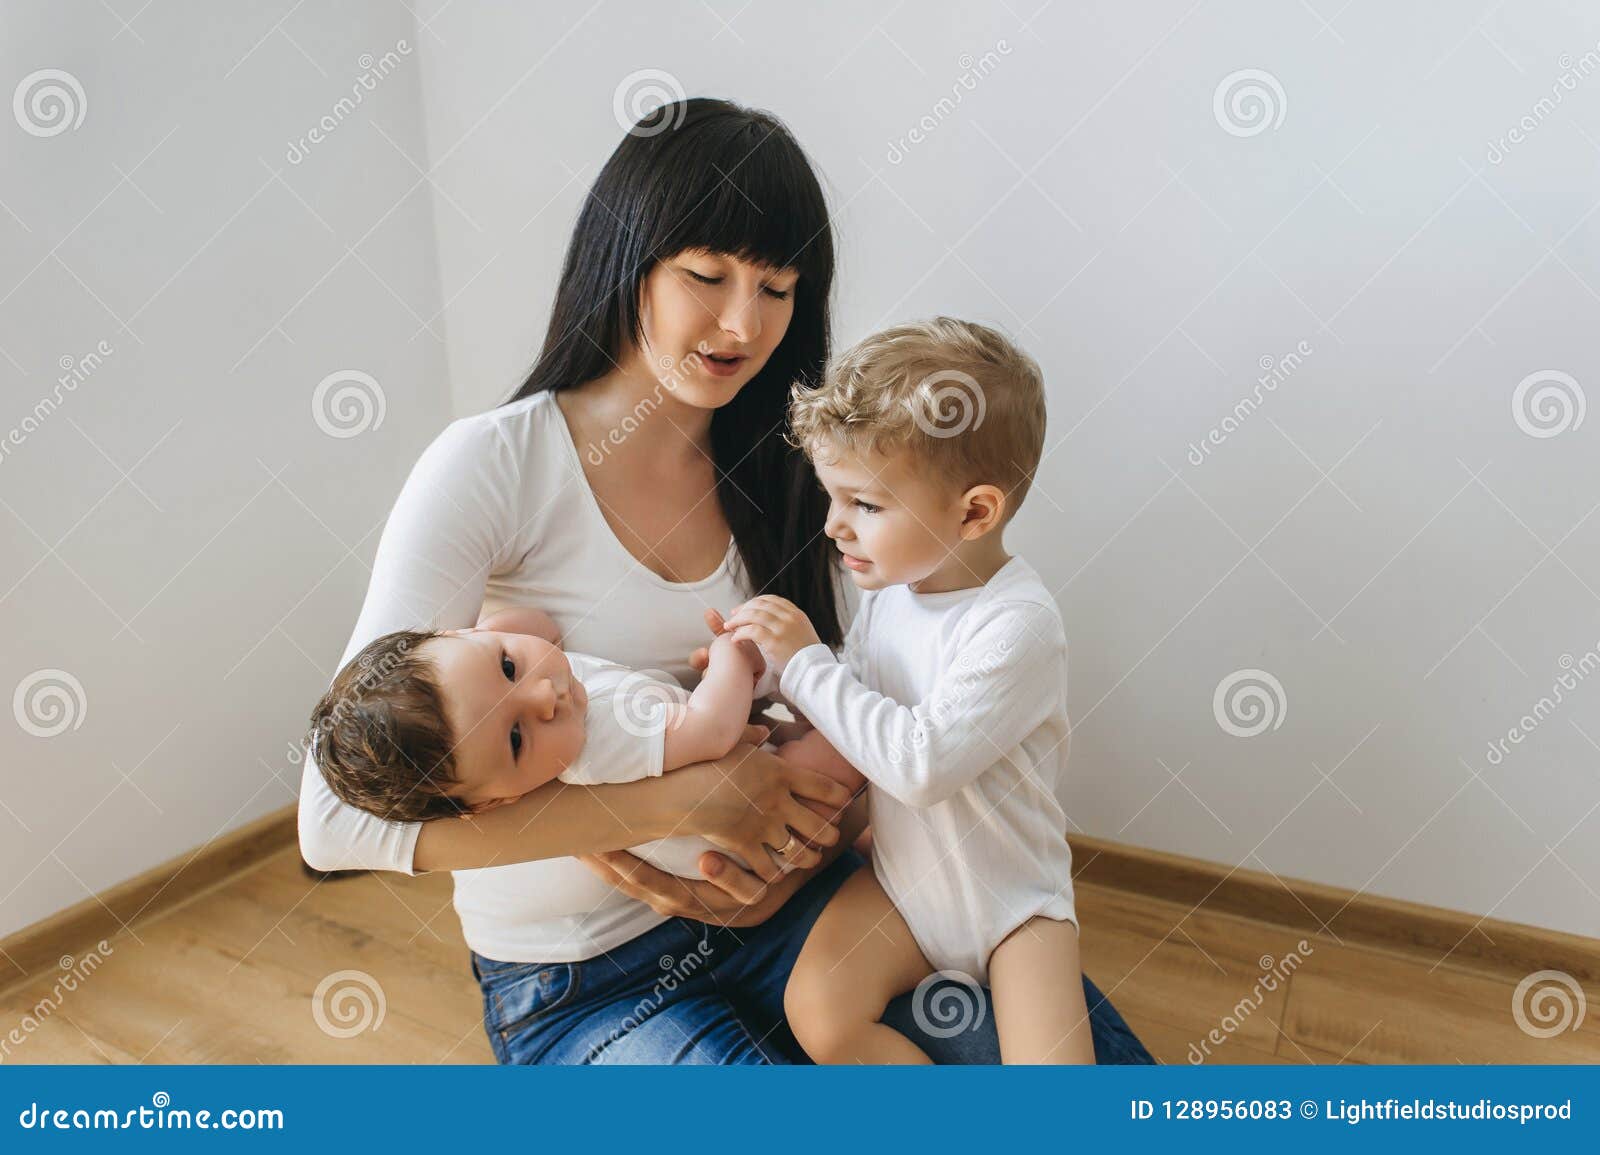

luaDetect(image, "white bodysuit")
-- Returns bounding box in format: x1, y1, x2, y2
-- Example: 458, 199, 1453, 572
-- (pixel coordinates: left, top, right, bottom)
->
778, 556, 1077, 986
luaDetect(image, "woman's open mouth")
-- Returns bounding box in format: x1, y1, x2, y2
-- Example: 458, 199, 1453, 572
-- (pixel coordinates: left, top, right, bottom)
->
698, 351, 747, 377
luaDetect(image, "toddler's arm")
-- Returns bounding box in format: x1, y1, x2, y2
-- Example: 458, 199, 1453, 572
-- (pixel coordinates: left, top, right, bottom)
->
475, 605, 561, 643
660, 633, 763, 771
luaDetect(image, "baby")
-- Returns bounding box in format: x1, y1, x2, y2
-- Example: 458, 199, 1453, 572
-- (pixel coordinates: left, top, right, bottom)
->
715, 317, 1094, 1064
306, 606, 864, 878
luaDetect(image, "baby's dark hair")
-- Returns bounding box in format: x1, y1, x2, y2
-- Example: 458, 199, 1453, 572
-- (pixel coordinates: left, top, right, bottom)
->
306, 629, 468, 823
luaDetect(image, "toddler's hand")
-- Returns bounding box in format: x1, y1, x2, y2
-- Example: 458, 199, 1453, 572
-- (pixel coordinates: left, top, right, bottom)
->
722, 595, 822, 670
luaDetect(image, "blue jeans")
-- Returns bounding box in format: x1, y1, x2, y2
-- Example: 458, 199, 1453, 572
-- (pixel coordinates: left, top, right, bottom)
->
472, 852, 1154, 1064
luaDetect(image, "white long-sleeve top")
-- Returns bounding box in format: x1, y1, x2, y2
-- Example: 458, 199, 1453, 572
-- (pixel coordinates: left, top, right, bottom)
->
297, 390, 750, 962
778, 556, 1077, 985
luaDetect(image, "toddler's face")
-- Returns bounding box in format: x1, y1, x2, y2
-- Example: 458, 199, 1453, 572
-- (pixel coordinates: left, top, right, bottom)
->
813, 441, 969, 591
425, 629, 589, 813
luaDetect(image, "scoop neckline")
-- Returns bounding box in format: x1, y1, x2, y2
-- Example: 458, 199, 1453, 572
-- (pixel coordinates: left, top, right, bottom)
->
544, 391, 738, 593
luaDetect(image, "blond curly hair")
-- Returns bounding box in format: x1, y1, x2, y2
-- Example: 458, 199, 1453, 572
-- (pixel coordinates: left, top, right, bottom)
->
788, 317, 1047, 516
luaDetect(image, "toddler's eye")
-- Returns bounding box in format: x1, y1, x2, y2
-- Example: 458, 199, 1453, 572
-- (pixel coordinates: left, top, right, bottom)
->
510, 723, 522, 759
501, 652, 515, 681
854, 500, 881, 514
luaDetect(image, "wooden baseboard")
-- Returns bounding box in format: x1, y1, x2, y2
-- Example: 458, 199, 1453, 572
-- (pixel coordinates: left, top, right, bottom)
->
1068, 832, 1600, 984
5, 808, 1593, 997
0, 804, 299, 994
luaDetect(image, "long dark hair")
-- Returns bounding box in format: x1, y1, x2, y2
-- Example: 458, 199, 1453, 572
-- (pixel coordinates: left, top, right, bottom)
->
506, 98, 840, 645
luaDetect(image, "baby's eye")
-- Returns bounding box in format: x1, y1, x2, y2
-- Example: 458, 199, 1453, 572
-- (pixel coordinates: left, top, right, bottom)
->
854, 500, 881, 514
501, 652, 515, 681
510, 722, 522, 759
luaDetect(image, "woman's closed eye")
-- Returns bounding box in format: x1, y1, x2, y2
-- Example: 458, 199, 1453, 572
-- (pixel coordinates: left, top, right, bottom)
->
685, 268, 791, 300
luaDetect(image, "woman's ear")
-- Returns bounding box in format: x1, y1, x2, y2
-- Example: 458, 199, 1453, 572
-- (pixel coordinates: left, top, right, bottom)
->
958, 484, 1008, 540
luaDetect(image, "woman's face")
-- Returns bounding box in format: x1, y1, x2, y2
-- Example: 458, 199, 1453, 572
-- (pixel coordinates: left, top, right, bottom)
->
633, 248, 800, 409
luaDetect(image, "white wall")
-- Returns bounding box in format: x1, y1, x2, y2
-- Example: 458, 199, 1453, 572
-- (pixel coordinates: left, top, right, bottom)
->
4, 1, 1596, 943
0, 2, 449, 937
415, 1, 1600, 938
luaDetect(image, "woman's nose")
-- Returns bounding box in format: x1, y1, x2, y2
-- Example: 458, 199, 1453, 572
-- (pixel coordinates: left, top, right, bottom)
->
720, 285, 762, 343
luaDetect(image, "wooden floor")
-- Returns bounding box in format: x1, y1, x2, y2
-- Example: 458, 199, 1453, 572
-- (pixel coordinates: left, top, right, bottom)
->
3, 845, 1597, 1064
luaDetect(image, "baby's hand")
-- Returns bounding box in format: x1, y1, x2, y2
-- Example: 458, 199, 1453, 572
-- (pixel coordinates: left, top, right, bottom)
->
709, 630, 767, 683
722, 596, 821, 670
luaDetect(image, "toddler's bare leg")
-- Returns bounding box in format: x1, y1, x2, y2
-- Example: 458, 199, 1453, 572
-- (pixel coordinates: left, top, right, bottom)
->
784, 866, 935, 1064
988, 915, 1095, 1064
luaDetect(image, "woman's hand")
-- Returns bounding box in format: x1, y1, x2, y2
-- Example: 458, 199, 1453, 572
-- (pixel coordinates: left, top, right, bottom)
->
578, 848, 808, 927
578, 793, 869, 927
660, 742, 851, 882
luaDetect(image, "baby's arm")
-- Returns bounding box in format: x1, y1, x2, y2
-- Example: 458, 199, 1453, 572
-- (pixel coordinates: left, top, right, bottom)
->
660, 633, 763, 771
475, 605, 560, 643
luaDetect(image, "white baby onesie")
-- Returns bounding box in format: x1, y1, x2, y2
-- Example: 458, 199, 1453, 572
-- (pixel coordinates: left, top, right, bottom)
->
555, 653, 729, 879
778, 556, 1077, 987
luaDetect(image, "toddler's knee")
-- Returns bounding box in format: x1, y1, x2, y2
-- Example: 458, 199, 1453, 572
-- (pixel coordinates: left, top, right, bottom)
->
784, 970, 855, 1062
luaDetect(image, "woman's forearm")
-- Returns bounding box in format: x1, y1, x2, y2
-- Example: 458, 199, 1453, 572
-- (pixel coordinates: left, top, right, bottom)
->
413, 775, 679, 872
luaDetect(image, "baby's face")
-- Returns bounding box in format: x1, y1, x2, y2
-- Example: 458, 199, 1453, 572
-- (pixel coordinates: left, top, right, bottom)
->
813, 442, 969, 591
425, 629, 589, 813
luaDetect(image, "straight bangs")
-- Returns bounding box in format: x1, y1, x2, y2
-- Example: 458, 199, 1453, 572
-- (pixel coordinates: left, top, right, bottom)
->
650, 119, 832, 287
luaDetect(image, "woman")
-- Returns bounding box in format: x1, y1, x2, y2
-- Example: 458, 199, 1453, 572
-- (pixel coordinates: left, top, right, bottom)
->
298, 97, 1152, 1064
